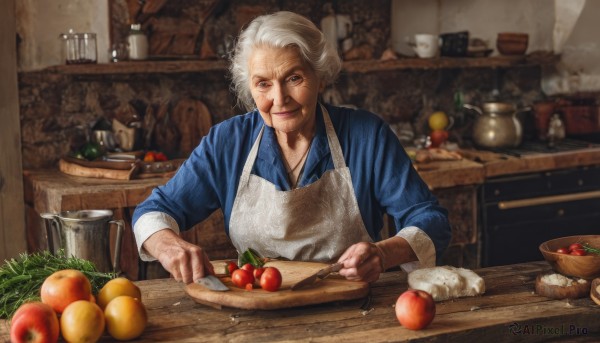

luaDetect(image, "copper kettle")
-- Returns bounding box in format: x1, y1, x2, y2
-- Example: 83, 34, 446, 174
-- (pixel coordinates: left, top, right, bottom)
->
464, 102, 523, 148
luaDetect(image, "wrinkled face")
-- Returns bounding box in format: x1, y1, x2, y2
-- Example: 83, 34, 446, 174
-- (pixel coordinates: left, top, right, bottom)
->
249, 45, 324, 134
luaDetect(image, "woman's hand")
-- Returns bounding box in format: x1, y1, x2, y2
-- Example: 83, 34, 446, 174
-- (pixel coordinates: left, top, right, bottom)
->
142, 229, 214, 284
337, 237, 418, 283
337, 242, 385, 283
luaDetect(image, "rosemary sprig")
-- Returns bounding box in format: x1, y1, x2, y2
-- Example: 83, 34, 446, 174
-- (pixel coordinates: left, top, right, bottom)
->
583, 243, 600, 256
0, 250, 116, 319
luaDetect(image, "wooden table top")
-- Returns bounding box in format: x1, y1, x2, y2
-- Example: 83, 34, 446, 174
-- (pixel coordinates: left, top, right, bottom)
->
2, 261, 598, 342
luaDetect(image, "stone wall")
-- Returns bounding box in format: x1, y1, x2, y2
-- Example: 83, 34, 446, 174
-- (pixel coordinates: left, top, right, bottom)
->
18, 0, 546, 169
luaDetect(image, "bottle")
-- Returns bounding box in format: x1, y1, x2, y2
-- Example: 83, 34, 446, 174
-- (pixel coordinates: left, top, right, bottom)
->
127, 24, 148, 60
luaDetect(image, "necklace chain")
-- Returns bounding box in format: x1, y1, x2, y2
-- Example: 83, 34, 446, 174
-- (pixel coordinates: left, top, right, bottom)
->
285, 145, 310, 174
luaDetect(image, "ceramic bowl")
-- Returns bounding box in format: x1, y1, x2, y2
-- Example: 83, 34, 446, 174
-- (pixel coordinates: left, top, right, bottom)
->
496, 32, 528, 55
539, 235, 600, 279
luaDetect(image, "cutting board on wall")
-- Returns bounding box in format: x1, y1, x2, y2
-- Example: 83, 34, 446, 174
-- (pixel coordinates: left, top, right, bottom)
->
185, 260, 370, 310
171, 97, 213, 156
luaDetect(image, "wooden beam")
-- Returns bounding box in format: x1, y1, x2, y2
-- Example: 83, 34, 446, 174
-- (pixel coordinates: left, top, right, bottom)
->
0, 0, 27, 259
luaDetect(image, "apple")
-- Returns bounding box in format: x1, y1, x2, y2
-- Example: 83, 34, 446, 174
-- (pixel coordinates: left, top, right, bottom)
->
429, 129, 449, 148
395, 289, 436, 330
40, 269, 92, 314
10, 302, 60, 343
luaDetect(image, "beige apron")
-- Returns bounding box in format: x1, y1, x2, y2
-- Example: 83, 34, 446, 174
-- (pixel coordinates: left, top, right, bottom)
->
229, 106, 372, 262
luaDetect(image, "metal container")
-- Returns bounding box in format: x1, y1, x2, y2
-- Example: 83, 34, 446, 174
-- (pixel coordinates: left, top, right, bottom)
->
464, 102, 523, 148
41, 210, 123, 273
59, 29, 97, 65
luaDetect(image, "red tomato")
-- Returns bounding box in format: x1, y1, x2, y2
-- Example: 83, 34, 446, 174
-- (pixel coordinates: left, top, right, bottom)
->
260, 267, 282, 292
253, 267, 265, 280
556, 247, 570, 254
226, 261, 238, 276
570, 249, 587, 256
569, 243, 584, 252
245, 283, 253, 291
231, 269, 254, 288
154, 152, 168, 161
241, 263, 255, 273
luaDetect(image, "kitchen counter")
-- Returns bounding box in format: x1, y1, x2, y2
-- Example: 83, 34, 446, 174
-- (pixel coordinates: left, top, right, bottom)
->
23, 146, 600, 208
1, 261, 598, 342
416, 146, 600, 189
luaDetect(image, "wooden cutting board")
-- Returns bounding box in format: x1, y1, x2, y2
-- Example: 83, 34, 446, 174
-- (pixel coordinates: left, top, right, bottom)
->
185, 260, 369, 310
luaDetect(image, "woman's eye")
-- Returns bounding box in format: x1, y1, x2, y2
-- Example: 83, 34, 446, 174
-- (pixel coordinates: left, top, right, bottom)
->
256, 81, 270, 89
287, 75, 302, 84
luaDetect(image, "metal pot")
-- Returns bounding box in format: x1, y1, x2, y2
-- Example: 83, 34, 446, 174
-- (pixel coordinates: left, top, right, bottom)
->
464, 102, 523, 148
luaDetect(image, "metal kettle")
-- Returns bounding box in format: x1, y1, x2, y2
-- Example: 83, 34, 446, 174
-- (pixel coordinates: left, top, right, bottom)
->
464, 102, 523, 148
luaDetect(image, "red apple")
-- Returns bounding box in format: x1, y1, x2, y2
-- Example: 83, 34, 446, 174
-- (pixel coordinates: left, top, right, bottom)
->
10, 302, 59, 343
395, 289, 436, 330
40, 269, 92, 314
429, 129, 449, 148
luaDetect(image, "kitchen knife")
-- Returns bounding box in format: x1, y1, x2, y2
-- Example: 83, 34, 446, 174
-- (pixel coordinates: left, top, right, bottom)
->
196, 274, 229, 291
290, 262, 344, 290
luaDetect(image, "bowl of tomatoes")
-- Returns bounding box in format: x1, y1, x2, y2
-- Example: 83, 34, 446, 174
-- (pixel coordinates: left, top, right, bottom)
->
539, 235, 600, 279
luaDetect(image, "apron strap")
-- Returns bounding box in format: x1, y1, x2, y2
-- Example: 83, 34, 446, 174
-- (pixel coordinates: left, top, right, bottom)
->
321, 104, 347, 169
237, 126, 264, 190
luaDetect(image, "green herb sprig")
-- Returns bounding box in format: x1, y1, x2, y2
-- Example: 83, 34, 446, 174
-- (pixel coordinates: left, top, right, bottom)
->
583, 243, 600, 256
237, 248, 265, 268
0, 250, 116, 319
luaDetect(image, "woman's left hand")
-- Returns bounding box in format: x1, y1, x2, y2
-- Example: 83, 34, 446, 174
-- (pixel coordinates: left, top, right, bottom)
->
337, 242, 385, 283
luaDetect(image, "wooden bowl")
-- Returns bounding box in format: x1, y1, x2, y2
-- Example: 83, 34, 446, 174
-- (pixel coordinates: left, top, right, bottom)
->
591, 278, 600, 305
539, 235, 600, 279
496, 32, 528, 55
535, 272, 591, 299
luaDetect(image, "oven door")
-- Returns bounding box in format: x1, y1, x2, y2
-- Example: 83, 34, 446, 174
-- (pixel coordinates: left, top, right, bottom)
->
480, 166, 600, 267
482, 195, 600, 266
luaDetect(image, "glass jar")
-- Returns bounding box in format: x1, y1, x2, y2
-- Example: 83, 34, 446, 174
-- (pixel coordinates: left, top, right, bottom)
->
127, 24, 149, 60
59, 29, 97, 64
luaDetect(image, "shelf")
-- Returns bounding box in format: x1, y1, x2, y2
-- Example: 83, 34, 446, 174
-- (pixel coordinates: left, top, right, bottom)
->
342, 54, 559, 73
41, 53, 559, 75
43, 60, 229, 75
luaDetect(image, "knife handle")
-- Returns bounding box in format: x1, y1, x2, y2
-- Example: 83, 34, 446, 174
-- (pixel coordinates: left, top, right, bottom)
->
317, 262, 344, 277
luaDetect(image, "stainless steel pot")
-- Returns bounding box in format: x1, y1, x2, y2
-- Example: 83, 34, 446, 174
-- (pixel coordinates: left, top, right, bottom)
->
464, 102, 523, 148
41, 210, 124, 273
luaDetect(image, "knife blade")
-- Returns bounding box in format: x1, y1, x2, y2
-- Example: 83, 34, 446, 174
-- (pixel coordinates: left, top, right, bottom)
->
290, 262, 344, 290
196, 274, 229, 291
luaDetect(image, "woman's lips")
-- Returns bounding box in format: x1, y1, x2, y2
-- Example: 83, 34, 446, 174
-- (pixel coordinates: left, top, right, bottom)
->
272, 108, 299, 117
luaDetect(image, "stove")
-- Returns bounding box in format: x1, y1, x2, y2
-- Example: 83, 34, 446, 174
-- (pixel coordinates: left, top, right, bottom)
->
485, 138, 600, 157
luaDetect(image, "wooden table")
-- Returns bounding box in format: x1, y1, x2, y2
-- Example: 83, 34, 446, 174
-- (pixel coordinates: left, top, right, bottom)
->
2, 261, 598, 342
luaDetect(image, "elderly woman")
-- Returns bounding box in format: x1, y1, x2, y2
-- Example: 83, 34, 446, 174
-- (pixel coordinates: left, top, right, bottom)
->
133, 11, 451, 284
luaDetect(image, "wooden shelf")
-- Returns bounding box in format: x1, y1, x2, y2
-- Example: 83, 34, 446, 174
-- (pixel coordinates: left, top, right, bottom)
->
43, 60, 229, 75
343, 54, 559, 73
41, 54, 559, 75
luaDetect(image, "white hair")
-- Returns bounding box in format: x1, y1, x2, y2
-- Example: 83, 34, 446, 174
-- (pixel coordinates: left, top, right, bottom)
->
229, 11, 342, 111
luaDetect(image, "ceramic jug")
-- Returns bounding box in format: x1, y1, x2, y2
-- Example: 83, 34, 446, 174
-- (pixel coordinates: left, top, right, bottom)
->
464, 102, 523, 148
41, 209, 124, 273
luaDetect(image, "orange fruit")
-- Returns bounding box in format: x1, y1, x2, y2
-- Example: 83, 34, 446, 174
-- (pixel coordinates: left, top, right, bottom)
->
104, 295, 147, 341
97, 277, 142, 310
60, 300, 105, 343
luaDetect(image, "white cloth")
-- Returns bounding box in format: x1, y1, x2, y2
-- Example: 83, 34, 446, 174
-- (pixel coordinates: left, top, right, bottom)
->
134, 212, 180, 261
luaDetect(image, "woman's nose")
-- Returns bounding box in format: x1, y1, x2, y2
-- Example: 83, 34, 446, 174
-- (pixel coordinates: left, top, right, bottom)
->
270, 84, 288, 106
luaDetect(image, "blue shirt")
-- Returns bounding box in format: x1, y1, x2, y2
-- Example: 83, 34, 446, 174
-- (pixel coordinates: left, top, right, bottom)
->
133, 104, 451, 260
